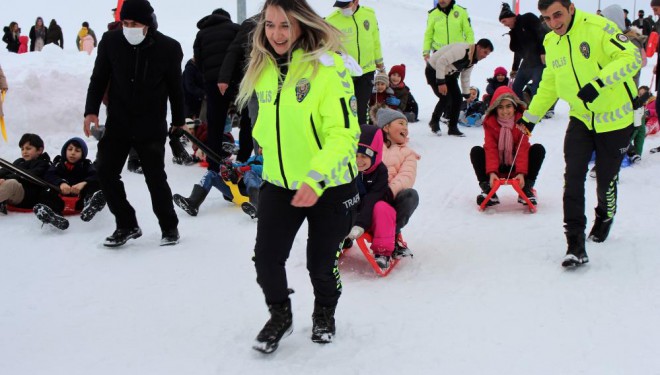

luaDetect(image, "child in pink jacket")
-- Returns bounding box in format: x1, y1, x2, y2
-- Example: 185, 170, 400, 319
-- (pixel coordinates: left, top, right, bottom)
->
376, 108, 420, 261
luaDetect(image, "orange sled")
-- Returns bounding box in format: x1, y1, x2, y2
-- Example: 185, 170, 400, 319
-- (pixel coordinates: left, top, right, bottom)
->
342, 232, 401, 277
8, 195, 81, 215
479, 178, 537, 213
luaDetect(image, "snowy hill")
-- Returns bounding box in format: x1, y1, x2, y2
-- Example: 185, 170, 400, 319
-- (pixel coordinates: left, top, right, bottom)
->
2, 1, 660, 374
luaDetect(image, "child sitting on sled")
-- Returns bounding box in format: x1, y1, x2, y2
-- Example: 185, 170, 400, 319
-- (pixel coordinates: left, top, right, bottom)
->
32, 137, 106, 230
173, 149, 263, 218
347, 108, 420, 269
458, 86, 486, 127
0, 133, 51, 215
346, 124, 391, 269
469, 86, 545, 207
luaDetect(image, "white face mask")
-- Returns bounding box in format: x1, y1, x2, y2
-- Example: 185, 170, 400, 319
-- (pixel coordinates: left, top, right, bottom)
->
341, 7, 354, 17
123, 26, 146, 46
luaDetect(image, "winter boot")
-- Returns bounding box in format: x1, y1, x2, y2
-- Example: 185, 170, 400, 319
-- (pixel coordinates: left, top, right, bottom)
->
588, 209, 613, 243
170, 137, 194, 165
476, 182, 499, 207
561, 232, 589, 267
160, 228, 180, 246
0, 201, 7, 215
103, 227, 142, 247
374, 254, 391, 270
241, 202, 258, 219
429, 117, 441, 135
311, 303, 336, 344
253, 299, 293, 354
126, 158, 143, 174
33, 204, 69, 230
173, 184, 209, 217
392, 233, 413, 259
518, 179, 537, 205
447, 124, 465, 137
80, 190, 106, 222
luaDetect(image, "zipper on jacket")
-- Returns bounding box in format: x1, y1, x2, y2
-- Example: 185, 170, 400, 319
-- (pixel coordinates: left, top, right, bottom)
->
274, 89, 288, 189
352, 15, 361, 65
566, 36, 590, 113
310, 115, 322, 150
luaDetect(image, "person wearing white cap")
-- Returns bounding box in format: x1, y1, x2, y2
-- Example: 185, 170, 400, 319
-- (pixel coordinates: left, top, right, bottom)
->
326, 0, 384, 125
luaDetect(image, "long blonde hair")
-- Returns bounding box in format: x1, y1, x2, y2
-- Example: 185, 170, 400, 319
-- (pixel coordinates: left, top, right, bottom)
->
235, 0, 344, 109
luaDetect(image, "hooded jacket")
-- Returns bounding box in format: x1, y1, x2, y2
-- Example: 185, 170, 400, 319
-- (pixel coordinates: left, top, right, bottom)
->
428, 42, 478, 94
193, 13, 240, 84
2, 26, 20, 53
355, 125, 388, 230
84, 27, 185, 139
508, 13, 547, 71
44, 137, 98, 187
423, 0, 474, 56
523, 8, 640, 133
482, 86, 531, 175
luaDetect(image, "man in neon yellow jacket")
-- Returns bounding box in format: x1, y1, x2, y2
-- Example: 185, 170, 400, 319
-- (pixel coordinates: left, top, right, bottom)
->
327, 0, 384, 125
518, 0, 641, 268
423, 0, 474, 61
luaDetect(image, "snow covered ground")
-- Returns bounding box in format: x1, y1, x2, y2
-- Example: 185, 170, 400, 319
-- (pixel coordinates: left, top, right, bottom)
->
2, 1, 660, 374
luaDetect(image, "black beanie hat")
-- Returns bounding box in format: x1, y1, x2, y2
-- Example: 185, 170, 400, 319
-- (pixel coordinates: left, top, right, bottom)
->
120, 0, 154, 26
499, 3, 516, 21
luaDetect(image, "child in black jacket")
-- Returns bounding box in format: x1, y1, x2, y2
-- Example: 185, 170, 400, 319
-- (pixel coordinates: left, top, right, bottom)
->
0, 133, 51, 214
33, 137, 106, 230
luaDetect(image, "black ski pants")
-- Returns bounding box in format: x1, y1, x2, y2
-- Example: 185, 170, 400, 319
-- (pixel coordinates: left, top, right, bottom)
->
393, 188, 419, 234
426, 66, 461, 128
353, 71, 375, 125
563, 118, 632, 235
470, 144, 546, 183
254, 181, 357, 307
204, 81, 232, 172
96, 130, 178, 232
39, 180, 101, 213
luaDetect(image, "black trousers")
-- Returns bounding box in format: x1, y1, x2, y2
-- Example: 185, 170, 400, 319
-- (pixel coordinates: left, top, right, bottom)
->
353, 71, 375, 125
254, 181, 357, 307
425, 65, 461, 127
393, 188, 419, 233
563, 118, 632, 234
96, 130, 178, 232
204, 81, 232, 172
236, 107, 254, 163
470, 144, 546, 182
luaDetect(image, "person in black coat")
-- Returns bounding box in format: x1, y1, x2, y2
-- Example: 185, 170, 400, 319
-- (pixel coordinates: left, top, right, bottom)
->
29, 17, 48, 52
46, 19, 63, 48
182, 57, 205, 120
218, 14, 259, 162
33, 137, 107, 230
2, 22, 21, 53
0, 133, 51, 213
192, 8, 240, 172
83, 0, 186, 248
499, 3, 547, 102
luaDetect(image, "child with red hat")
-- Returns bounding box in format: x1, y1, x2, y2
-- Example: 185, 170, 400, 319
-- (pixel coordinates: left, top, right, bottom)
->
388, 64, 419, 123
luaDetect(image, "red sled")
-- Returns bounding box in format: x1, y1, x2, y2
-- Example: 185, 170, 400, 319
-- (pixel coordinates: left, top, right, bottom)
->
647, 31, 659, 58
342, 232, 401, 277
479, 178, 537, 213
8, 195, 81, 215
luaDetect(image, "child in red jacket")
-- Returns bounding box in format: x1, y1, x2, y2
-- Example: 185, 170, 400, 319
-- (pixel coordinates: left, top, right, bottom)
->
469, 86, 545, 206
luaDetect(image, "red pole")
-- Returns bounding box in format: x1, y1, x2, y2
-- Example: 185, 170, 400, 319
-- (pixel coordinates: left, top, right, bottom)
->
114, 0, 125, 22
514, 0, 520, 14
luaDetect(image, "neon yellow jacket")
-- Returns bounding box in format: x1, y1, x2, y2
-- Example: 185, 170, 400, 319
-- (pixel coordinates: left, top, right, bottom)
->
252, 50, 360, 196
423, 3, 474, 56
524, 9, 641, 132
326, 6, 383, 74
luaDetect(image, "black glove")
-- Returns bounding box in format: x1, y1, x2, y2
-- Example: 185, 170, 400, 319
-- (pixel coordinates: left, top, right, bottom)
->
577, 82, 599, 103
517, 117, 535, 135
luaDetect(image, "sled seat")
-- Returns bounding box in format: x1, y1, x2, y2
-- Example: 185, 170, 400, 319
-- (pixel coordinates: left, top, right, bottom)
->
341, 232, 402, 277
8, 195, 81, 215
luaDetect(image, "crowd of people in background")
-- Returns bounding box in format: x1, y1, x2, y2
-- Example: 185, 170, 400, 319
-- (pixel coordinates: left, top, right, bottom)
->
2, 18, 97, 53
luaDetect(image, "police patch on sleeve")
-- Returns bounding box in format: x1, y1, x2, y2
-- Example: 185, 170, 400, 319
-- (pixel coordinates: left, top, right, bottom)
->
616, 33, 629, 43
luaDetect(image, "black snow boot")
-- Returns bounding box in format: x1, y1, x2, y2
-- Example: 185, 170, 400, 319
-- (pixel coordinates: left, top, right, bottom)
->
311, 303, 336, 344
80, 190, 106, 222
447, 124, 465, 137
253, 299, 293, 354
103, 227, 142, 247
173, 184, 209, 217
170, 137, 194, 165
518, 179, 537, 206
476, 181, 499, 207
562, 232, 589, 268
588, 208, 613, 243
0, 201, 7, 215
34, 204, 69, 230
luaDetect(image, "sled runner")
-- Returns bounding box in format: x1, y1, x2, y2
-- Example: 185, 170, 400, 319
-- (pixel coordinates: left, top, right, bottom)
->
342, 232, 402, 277
479, 178, 537, 213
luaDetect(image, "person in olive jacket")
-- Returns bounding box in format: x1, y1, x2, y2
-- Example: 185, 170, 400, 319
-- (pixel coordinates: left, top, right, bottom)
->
83, 0, 186, 248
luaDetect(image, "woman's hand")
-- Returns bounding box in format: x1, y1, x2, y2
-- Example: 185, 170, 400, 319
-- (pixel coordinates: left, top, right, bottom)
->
291, 183, 319, 207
